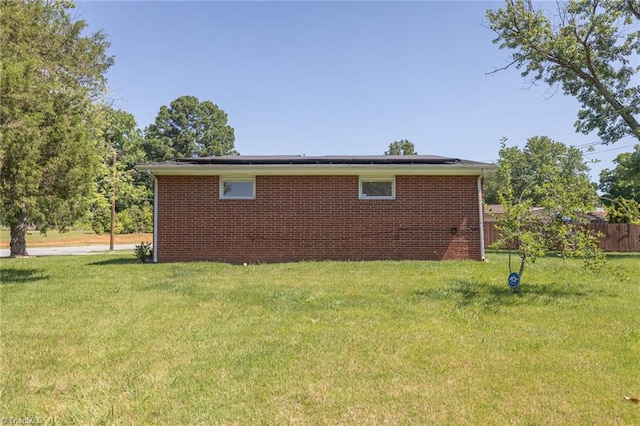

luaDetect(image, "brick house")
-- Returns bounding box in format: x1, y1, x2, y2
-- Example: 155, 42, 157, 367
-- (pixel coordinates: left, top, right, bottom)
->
138, 155, 495, 263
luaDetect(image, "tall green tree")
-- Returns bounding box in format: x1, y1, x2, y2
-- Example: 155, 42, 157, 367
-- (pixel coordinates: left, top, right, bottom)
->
485, 136, 595, 206
486, 0, 640, 144
143, 95, 237, 161
599, 144, 640, 204
91, 108, 152, 235
482, 169, 501, 204
0, 0, 113, 256
384, 139, 417, 155
604, 197, 640, 223
599, 144, 640, 223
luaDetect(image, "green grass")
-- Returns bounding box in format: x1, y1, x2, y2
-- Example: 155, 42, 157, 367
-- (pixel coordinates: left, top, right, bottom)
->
1, 253, 639, 424
0, 227, 91, 245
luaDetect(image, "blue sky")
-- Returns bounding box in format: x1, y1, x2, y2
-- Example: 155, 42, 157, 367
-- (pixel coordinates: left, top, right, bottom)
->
75, 1, 636, 182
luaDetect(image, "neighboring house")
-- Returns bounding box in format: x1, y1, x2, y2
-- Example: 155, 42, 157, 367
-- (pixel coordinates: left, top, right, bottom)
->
483, 204, 504, 223
138, 155, 496, 264
585, 207, 608, 223
484, 204, 608, 224
483, 204, 640, 252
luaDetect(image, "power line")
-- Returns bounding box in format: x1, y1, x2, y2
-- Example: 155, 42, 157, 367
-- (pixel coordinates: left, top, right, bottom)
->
574, 140, 604, 149
583, 143, 635, 156
573, 135, 635, 151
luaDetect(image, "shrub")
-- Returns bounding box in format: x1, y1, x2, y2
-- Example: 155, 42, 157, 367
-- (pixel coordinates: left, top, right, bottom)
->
127, 204, 153, 233
89, 199, 111, 235
116, 205, 153, 234
134, 241, 153, 263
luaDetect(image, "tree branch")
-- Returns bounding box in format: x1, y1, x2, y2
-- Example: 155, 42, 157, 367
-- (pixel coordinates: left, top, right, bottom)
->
485, 59, 519, 75
574, 22, 640, 141
626, 0, 640, 20
581, 0, 600, 45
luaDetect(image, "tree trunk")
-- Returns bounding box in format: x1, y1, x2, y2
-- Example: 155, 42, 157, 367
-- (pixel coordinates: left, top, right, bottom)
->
514, 256, 526, 293
10, 216, 29, 257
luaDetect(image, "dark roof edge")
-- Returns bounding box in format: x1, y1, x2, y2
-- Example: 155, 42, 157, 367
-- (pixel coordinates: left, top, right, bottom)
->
171, 155, 470, 166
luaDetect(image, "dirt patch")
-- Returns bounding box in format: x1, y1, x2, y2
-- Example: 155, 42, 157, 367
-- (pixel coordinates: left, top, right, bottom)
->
31, 234, 153, 247
1, 233, 153, 248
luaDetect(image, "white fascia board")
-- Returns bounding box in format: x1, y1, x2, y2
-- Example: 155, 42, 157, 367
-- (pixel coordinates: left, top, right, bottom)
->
138, 163, 496, 177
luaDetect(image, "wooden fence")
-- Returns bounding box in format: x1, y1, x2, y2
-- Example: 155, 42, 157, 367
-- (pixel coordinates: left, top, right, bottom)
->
484, 222, 640, 253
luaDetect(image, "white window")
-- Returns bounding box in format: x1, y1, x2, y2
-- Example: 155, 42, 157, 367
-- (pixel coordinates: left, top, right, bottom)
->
220, 178, 255, 199
359, 178, 395, 200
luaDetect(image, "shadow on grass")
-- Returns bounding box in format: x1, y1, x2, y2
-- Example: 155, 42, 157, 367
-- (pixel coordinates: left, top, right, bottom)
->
486, 282, 593, 298
88, 258, 140, 266
413, 279, 603, 310
603, 253, 640, 260
0, 268, 48, 284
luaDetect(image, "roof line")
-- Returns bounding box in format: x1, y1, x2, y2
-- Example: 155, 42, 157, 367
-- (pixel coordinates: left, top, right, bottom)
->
172, 155, 464, 166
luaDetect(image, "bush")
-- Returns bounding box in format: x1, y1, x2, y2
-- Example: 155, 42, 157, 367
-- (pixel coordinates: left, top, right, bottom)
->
89, 199, 111, 235
127, 204, 153, 233
90, 202, 153, 235
134, 241, 153, 263
115, 205, 153, 234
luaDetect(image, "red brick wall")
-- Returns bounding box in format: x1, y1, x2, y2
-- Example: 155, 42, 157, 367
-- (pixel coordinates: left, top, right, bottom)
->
155, 175, 482, 263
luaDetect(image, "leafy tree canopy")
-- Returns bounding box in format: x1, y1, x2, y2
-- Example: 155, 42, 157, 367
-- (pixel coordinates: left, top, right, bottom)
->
599, 144, 640, 223
485, 136, 596, 206
0, 0, 113, 256
486, 0, 640, 144
605, 197, 640, 223
89, 108, 152, 235
385, 139, 417, 155
101, 108, 147, 171
483, 170, 501, 205
143, 95, 237, 161
599, 144, 640, 204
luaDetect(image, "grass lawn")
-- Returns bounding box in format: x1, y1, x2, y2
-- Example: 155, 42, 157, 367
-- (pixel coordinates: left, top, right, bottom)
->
0, 227, 153, 248
1, 252, 639, 424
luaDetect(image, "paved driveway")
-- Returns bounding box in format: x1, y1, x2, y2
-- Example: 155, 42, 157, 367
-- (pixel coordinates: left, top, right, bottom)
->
0, 244, 137, 257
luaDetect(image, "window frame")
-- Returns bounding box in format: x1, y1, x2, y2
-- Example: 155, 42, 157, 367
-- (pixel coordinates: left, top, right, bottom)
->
219, 177, 256, 200
358, 177, 396, 200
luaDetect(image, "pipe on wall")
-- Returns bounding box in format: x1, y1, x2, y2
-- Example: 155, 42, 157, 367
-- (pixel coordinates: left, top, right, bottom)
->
477, 173, 486, 261
153, 175, 158, 263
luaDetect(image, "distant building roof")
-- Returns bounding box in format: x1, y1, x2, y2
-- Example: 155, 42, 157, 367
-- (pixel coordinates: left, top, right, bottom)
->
484, 204, 609, 223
